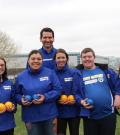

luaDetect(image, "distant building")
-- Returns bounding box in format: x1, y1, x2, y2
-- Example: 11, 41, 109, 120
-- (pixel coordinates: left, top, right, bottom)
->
68, 52, 80, 67
95, 55, 109, 64
6, 54, 28, 80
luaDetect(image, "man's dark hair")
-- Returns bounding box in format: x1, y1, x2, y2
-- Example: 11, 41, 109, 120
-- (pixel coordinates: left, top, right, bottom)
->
81, 48, 96, 58
40, 27, 54, 39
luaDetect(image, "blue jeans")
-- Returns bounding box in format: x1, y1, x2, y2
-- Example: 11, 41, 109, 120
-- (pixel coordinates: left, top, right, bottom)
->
25, 119, 56, 135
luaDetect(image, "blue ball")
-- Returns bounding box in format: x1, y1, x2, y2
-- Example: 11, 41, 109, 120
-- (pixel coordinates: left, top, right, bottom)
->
32, 94, 40, 100
24, 95, 32, 102
86, 99, 94, 105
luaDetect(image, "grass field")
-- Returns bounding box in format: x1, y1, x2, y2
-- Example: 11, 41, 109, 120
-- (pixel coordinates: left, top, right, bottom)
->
14, 106, 120, 135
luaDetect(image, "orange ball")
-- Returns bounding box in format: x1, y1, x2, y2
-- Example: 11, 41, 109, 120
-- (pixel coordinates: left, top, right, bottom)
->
60, 95, 68, 102
67, 95, 75, 101
0, 103, 6, 113
5, 101, 14, 111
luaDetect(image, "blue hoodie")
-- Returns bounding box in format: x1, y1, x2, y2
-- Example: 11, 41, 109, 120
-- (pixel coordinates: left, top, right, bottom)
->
55, 65, 80, 118
0, 80, 16, 131
15, 66, 62, 123
39, 47, 57, 69
74, 65, 120, 119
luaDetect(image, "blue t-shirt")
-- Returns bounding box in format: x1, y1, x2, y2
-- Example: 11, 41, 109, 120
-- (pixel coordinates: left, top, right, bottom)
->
82, 67, 114, 119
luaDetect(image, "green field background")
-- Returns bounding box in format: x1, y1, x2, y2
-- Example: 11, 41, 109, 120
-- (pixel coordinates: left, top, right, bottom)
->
14, 106, 120, 135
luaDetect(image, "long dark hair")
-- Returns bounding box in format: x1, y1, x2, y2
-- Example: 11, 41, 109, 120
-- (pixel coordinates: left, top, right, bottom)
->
0, 57, 7, 81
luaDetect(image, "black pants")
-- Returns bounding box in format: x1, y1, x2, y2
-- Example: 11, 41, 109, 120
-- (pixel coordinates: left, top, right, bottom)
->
0, 128, 14, 135
83, 113, 116, 135
57, 117, 80, 135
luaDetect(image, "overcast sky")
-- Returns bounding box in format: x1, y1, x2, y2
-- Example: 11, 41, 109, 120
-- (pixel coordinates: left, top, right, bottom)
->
0, 0, 120, 57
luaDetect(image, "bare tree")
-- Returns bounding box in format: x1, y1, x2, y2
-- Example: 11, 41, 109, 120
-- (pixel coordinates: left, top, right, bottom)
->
0, 31, 17, 57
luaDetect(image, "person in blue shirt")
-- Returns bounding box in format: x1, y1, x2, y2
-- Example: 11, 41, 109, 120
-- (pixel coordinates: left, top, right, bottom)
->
39, 27, 57, 69
54, 48, 80, 135
39, 27, 58, 131
75, 48, 120, 135
0, 57, 16, 135
15, 50, 62, 135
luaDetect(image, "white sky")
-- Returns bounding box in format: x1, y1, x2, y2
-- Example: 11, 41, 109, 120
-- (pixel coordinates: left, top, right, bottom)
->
0, 0, 120, 57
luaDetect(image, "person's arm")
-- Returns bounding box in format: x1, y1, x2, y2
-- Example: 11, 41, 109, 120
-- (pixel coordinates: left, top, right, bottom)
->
108, 68, 120, 108
73, 70, 85, 105
10, 82, 17, 113
108, 68, 120, 95
14, 77, 23, 105
44, 71, 62, 103
114, 74, 120, 109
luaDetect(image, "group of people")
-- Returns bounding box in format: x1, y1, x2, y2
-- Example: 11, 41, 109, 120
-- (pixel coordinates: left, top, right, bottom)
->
0, 27, 120, 135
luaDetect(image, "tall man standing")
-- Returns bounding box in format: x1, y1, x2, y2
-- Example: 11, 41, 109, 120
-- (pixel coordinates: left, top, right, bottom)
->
39, 27, 58, 133
39, 27, 57, 69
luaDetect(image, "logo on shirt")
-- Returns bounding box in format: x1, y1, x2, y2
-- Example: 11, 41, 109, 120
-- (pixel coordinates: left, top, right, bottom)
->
39, 76, 49, 81
83, 74, 104, 85
43, 58, 53, 61
3, 85, 11, 90
64, 77, 73, 82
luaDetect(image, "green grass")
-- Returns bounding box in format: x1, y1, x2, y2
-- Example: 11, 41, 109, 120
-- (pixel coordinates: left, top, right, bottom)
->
14, 106, 27, 135
14, 106, 120, 135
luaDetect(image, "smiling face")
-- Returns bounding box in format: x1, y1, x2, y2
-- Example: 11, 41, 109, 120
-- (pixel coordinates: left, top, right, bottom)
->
28, 53, 43, 71
40, 32, 54, 51
81, 51, 96, 69
55, 52, 68, 69
0, 59, 5, 76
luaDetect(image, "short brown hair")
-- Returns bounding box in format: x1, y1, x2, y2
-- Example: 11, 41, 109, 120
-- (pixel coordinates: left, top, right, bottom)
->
81, 48, 96, 58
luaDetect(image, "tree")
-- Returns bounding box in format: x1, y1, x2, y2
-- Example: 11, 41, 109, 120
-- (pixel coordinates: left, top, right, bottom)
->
0, 31, 17, 57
